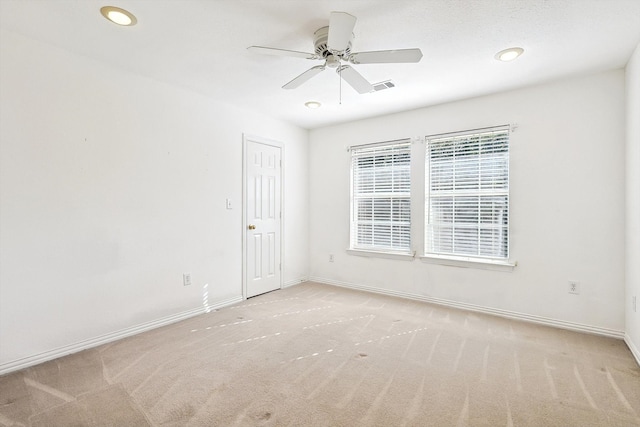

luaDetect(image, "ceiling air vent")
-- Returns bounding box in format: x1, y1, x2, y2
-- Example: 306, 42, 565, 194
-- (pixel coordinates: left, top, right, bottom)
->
373, 80, 395, 91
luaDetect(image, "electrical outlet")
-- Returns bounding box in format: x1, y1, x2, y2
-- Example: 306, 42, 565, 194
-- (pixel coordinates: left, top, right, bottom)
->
183, 273, 192, 286
633, 296, 637, 312
329, 254, 334, 263
225, 198, 232, 210
568, 281, 580, 295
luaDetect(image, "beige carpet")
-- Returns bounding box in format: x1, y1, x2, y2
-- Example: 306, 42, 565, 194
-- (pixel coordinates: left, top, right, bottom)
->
1, 281, 639, 426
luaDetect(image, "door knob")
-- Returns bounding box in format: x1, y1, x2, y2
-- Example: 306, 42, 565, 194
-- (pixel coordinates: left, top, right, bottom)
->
248, 224, 256, 230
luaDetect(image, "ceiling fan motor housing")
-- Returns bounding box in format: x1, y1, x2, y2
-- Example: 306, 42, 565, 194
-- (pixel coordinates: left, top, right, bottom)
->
313, 26, 353, 60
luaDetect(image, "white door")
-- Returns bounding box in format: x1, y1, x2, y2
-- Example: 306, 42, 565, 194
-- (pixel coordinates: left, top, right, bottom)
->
244, 136, 282, 298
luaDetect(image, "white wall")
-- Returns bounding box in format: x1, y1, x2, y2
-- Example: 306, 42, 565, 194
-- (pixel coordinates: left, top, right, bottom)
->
309, 70, 626, 335
0, 30, 309, 371
626, 41, 640, 362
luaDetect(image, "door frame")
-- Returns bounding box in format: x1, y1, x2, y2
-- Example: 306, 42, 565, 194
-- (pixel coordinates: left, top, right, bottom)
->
242, 134, 284, 300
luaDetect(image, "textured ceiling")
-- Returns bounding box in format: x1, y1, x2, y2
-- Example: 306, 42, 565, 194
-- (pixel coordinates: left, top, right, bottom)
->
1, 0, 639, 129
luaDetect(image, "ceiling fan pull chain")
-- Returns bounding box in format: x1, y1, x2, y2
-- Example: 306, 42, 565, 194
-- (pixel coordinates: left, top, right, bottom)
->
339, 65, 342, 105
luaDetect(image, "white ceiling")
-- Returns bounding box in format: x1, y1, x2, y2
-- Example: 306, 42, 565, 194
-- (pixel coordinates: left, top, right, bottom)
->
1, 0, 639, 129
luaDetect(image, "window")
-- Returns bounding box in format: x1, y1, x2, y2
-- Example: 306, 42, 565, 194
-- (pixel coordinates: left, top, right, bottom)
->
350, 140, 411, 253
425, 127, 509, 260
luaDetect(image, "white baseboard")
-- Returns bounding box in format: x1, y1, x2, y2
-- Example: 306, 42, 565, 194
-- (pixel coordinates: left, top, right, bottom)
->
0, 295, 243, 376
4, 281, 633, 376
283, 277, 308, 288
625, 334, 640, 366
309, 276, 625, 340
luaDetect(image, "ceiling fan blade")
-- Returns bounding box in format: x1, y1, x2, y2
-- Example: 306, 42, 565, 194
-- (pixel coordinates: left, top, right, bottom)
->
337, 65, 373, 94
283, 65, 326, 89
328, 11, 356, 52
349, 48, 423, 64
247, 46, 318, 60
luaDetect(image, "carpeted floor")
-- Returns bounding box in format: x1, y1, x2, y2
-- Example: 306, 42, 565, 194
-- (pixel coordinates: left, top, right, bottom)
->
1, 281, 639, 426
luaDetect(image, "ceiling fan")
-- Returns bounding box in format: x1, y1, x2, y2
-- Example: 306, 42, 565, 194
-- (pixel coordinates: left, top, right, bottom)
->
247, 11, 423, 94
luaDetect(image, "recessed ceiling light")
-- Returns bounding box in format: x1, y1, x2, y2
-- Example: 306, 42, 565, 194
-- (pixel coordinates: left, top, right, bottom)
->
305, 101, 321, 109
100, 6, 137, 26
495, 47, 524, 62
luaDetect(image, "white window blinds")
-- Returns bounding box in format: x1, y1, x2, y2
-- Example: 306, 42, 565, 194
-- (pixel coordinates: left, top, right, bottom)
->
425, 127, 509, 259
351, 141, 411, 252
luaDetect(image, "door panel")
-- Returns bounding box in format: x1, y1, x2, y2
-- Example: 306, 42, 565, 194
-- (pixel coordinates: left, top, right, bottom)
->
245, 138, 282, 298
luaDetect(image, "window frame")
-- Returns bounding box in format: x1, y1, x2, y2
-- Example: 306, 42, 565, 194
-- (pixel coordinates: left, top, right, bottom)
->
346, 127, 516, 271
349, 139, 413, 255
423, 125, 512, 266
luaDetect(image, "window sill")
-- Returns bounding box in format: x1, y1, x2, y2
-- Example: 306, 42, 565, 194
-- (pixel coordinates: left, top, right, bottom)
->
347, 249, 415, 261
419, 254, 516, 271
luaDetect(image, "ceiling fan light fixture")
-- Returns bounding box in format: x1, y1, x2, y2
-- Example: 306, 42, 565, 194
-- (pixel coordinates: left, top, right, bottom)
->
495, 47, 524, 62
100, 6, 137, 26
326, 55, 341, 68
305, 101, 322, 109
